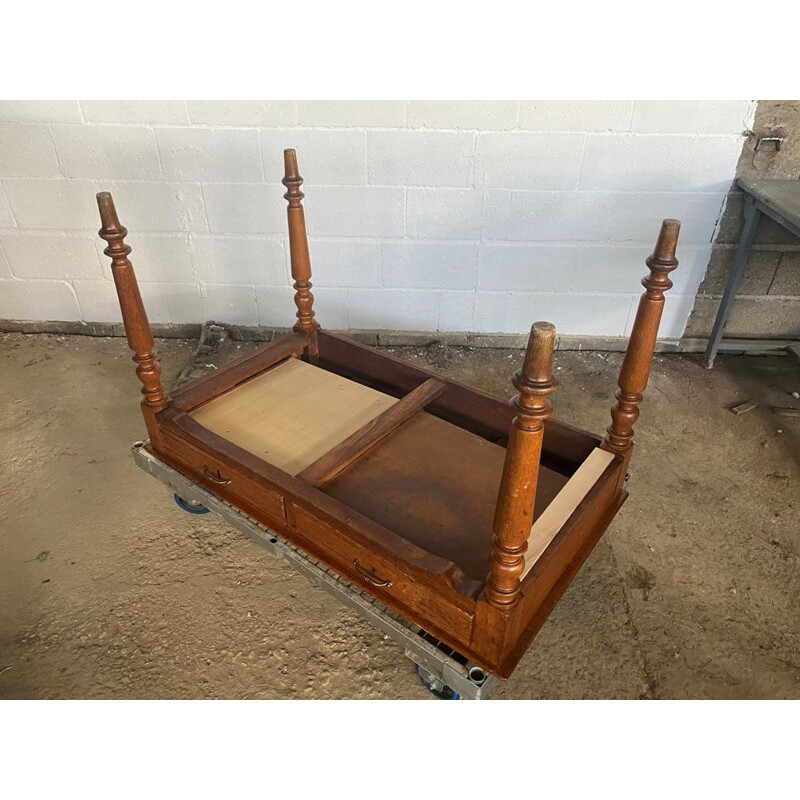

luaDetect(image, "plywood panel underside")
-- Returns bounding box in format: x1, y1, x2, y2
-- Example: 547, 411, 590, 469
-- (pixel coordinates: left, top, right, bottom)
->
190, 358, 397, 475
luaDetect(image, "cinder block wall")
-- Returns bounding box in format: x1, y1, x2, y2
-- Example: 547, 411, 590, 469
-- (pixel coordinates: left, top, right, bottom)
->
0, 100, 754, 338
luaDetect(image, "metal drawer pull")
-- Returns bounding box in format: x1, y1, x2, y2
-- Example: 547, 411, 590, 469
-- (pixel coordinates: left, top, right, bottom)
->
203, 465, 231, 485
353, 559, 392, 588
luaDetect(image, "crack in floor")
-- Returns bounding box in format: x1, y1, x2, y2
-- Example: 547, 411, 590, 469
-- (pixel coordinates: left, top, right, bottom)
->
607, 539, 658, 700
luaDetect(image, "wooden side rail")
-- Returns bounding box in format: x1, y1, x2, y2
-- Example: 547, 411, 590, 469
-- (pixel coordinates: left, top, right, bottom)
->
171, 332, 309, 411
316, 330, 601, 471
298, 378, 446, 488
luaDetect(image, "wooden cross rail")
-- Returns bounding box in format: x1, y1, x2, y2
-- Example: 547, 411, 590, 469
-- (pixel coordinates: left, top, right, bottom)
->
298, 378, 447, 489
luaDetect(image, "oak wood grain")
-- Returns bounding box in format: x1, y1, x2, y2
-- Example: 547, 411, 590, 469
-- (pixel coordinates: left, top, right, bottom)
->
283, 149, 319, 359
323, 412, 568, 583
317, 330, 601, 472
96, 192, 168, 445
603, 219, 680, 485
298, 377, 446, 488
158, 408, 482, 597
486, 322, 558, 608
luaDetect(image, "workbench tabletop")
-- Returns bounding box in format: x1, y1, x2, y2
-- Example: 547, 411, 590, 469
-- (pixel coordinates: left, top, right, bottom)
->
737, 178, 800, 229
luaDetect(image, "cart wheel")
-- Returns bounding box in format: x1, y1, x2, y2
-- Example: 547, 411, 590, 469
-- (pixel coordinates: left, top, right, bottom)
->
173, 493, 210, 515
414, 663, 460, 700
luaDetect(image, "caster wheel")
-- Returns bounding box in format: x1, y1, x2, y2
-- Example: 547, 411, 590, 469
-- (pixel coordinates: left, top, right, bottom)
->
173, 493, 210, 515
414, 663, 460, 700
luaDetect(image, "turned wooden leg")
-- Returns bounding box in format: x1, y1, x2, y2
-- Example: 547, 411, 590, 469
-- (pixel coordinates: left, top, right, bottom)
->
282, 149, 320, 361
602, 219, 680, 472
486, 322, 559, 608
96, 192, 169, 441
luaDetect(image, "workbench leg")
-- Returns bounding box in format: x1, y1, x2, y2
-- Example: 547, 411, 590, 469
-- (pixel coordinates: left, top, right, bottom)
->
703, 196, 761, 369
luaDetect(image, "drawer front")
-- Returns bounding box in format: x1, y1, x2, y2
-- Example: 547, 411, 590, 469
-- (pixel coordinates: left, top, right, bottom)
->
292, 505, 473, 644
158, 431, 286, 527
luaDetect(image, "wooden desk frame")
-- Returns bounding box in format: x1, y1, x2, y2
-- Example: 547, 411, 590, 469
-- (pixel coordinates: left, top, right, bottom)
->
96, 149, 681, 679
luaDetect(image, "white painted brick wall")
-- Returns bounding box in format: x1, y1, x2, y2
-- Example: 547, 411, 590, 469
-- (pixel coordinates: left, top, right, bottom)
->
160, 283, 204, 325
52, 124, 162, 181
407, 101, 518, 131
0, 101, 83, 124
0, 278, 81, 319
307, 240, 382, 288
0, 184, 15, 228
156, 128, 262, 182
0, 240, 12, 277
112, 235, 194, 284
301, 186, 405, 237
202, 184, 284, 235
519, 101, 634, 132
81, 101, 190, 125
476, 133, 585, 189
478, 245, 577, 292
4, 232, 104, 279
187, 101, 295, 127
0, 124, 61, 178
406, 188, 483, 239
367, 131, 475, 187
192, 236, 287, 286
261, 129, 366, 184
380, 242, 478, 290
298, 101, 405, 128
0, 100, 755, 338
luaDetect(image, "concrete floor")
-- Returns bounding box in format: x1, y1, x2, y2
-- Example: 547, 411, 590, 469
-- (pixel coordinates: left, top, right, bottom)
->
0, 332, 798, 699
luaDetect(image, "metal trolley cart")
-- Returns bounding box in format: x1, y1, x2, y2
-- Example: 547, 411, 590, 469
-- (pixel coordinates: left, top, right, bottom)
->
132, 440, 498, 700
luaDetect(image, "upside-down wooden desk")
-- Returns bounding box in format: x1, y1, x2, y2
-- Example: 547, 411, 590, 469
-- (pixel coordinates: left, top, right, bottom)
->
98, 149, 681, 683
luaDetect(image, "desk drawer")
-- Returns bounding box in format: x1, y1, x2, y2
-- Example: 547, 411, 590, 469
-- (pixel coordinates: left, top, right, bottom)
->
157, 430, 286, 527
291, 505, 473, 643
153, 422, 473, 652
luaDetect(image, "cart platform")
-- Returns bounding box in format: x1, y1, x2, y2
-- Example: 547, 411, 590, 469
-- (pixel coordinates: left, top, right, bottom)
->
132, 440, 499, 700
